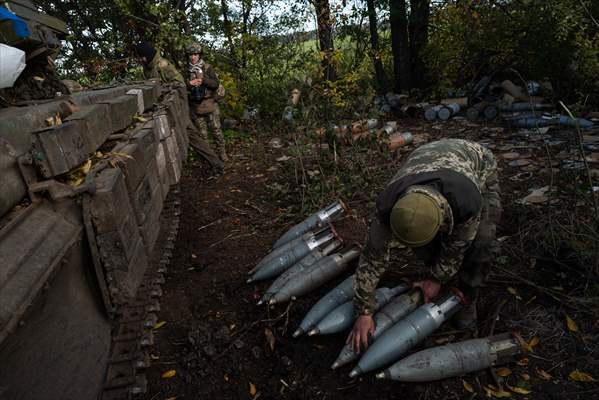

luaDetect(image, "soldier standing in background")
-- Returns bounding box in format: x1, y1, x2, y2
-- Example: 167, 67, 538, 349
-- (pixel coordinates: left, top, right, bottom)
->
134, 42, 184, 84
347, 138, 502, 353
186, 42, 228, 162
134, 42, 224, 172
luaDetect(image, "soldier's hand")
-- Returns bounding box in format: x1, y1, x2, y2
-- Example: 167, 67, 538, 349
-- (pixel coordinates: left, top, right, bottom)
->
190, 78, 203, 86
347, 315, 375, 354
412, 279, 441, 303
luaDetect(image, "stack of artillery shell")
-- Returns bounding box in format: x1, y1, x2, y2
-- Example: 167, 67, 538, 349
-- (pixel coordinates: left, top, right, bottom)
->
308, 285, 409, 336
258, 240, 342, 305
248, 228, 337, 283
437, 103, 460, 121
348, 292, 463, 378
269, 248, 360, 305
376, 333, 522, 382
272, 200, 346, 249
293, 275, 355, 337
331, 289, 423, 369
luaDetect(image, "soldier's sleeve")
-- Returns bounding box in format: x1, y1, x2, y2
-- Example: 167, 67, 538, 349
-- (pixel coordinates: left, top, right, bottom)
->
353, 216, 392, 315
431, 216, 480, 284
203, 65, 219, 90
166, 65, 185, 84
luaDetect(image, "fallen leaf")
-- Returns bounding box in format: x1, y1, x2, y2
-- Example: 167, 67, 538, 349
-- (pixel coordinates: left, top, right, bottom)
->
569, 370, 596, 382
162, 370, 176, 379
502, 152, 521, 160
264, 327, 276, 351
517, 358, 529, 366
536, 367, 552, 380
249, 382, 257, 396
519, 186, 550, 205
528, 336, 539, 349
566, 315, 579, 332
484, 385, 512, 398
507, 385, 532, 395
133, 115, 148, 122
165, 397, 177, 400
463, 379, 474, 393
521, 373, 530, 381
507, 287, 522, 300
153, 321, 167, 330
497, 367, 512, 377
224, 374, 229, 382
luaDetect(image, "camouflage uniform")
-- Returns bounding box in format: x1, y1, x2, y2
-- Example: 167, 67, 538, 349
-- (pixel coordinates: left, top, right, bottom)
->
144, 51, 185, 84
139, 46, 223, 171
354, 138, 501, 315
187, 60, 227, 161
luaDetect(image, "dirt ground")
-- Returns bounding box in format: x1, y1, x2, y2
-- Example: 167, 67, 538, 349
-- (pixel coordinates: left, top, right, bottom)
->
141, 118, 599, 400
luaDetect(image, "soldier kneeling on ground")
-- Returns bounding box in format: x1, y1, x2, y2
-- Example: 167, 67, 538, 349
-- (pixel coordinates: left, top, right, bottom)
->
134, 42, 224, 173
186, 42, 228, 163
347, 138, 502, 353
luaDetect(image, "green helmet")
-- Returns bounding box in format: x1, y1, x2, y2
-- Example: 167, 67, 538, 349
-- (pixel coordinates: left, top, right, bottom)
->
389, 191, 443, 247
186, 42, 203, 55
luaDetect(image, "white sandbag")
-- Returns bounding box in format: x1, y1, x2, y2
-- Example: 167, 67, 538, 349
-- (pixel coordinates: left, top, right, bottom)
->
0, 44, 26, 89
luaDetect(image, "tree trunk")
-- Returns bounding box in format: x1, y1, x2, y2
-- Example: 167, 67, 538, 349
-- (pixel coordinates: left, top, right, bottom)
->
389, 0, 411, 92
366, 0, 389, 94
312, 0, 337, 81
408, 0, 430, 88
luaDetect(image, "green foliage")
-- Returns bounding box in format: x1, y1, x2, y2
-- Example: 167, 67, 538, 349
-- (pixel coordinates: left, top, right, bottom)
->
425, 0, 599, 101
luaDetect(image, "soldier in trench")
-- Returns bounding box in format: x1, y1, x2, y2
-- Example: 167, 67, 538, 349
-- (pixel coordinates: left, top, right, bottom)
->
185, 42, 228, 163
133, 42, 224, 172
347, 138, 502, 353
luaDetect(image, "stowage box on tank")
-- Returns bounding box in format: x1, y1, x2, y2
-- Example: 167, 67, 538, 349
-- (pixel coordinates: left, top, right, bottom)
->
0, 81, 190, 400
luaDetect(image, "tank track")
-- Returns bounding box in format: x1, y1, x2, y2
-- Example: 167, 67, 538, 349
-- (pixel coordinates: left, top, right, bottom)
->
101, 185, 181, 400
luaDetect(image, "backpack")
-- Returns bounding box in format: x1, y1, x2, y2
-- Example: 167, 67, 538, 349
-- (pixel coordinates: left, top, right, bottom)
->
214, 83, 225, 102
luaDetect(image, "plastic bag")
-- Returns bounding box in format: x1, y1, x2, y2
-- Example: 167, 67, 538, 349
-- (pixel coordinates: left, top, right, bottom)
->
0, 44, 26, 89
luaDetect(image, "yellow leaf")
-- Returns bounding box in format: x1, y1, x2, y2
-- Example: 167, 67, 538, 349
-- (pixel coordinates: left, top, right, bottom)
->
249, 382, 257, 396
162, 369, 177, 379
497, 367, 512, 377
133, 115, 148, 122
463, 379, 474, 393
566, 315, 579, 332
33, 76, 45, 82
264, 327, 276, 351
485, 386, 512, 398
536, 367, 552, 381
153, 321, 167, 330
507, 384, 531, 395
528, 336, 539, 348
517, 358, 529, 366
507, 287, 522, 300
569, 370, 596, 382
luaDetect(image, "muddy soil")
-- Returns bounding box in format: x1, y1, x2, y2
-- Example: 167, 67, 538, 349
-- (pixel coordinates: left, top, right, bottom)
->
142, 119, 599, 400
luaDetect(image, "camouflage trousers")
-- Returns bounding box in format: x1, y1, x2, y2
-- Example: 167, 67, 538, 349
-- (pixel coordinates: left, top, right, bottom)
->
458, 171, 502, 295
186, 124, 223, 171
192, 104, 225, 157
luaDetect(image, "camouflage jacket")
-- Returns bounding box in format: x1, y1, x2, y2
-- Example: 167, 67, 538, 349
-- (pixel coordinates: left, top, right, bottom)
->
186, 60, 219, 93
144, 52, 185, 84
354, 139, 498, 315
